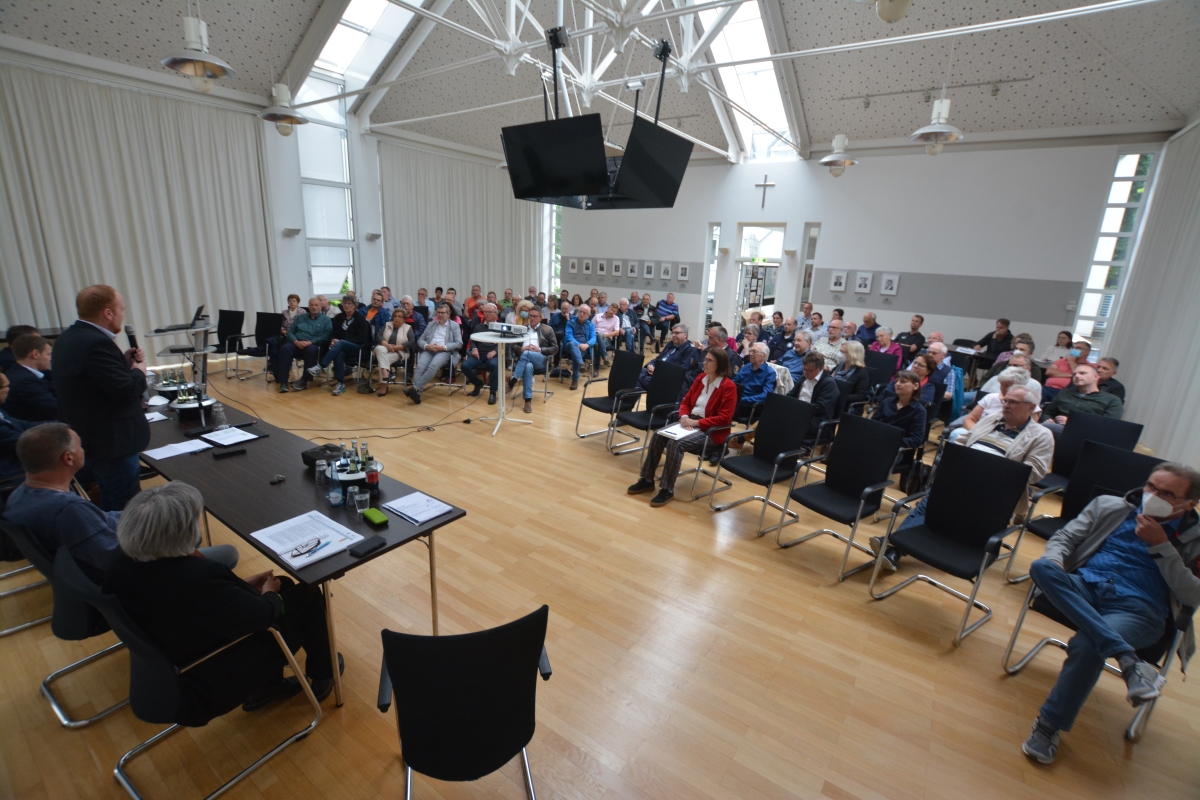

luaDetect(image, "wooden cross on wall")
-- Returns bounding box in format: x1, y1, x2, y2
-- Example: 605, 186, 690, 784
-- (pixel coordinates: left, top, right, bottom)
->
756, 174, 775, 208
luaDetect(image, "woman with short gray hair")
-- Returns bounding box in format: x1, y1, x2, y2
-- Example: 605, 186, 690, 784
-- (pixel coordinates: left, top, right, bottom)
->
106, 482, 338, 724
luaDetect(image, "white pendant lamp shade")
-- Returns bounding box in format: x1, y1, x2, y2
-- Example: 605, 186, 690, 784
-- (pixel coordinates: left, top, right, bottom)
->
161, 16, 236, 93
910, 98, 963, 155
259, 83, 309, 137
818, 134, 857, 177
876, 0, 913, 23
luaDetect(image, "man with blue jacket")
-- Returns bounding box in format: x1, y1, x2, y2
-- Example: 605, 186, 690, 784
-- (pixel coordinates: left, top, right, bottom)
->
731, 342, 776, 419
564, 306, 596, 390
275, 297, 333, 391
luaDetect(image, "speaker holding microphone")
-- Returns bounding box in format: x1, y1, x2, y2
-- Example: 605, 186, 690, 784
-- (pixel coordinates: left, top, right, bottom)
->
125, 324, 139, 352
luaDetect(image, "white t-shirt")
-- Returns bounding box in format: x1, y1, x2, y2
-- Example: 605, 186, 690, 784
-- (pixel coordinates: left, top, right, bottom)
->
692, 377, 723, 419
977, 388, 1042, 416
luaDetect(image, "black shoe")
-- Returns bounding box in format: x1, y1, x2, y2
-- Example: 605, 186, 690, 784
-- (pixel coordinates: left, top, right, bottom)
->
649, 489, 674, 507
310, 653, 345, 703
242, 677, 301, 712
707, 452, 722, 467
405, 387, 422, 404
488, 391, 497, 405
467, 381, 483, 397
627, 479, 656, 495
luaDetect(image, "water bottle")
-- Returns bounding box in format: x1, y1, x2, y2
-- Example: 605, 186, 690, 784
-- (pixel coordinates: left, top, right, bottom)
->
327, 467, 343, 507
211, 402, 229, 429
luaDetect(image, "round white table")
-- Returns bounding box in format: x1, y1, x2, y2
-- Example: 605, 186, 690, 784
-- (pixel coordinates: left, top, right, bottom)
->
469, 330, 535, 436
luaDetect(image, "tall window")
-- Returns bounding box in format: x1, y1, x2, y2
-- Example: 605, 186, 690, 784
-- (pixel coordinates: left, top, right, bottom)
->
1074, 151, 1158, 350
314, 0, 413, 93
703, 223, 721, 327
551, 206, 563, 293
735, 224, 785, 322
800, 223, 820, 305
296, 74, 355, 296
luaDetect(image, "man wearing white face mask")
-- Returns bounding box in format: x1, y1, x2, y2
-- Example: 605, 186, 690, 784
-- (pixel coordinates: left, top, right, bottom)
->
1020, 463, 1200, 765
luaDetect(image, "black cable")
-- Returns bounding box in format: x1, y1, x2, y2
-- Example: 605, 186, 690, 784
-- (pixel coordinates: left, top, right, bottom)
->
203, 379, 265, 422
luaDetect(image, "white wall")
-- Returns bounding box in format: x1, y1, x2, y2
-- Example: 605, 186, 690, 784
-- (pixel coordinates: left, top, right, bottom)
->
562, 144, 1119, 350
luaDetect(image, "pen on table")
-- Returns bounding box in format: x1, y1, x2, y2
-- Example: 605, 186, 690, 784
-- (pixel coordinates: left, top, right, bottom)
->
308, 540, 330, 556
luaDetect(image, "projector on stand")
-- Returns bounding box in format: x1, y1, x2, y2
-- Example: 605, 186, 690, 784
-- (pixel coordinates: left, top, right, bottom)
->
489, 322, 527, 337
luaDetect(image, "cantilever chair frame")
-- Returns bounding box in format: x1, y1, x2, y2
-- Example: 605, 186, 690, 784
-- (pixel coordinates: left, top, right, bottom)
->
1001, 582, 1193, 743
0, 562, 50, 637
656, 411, 734, 502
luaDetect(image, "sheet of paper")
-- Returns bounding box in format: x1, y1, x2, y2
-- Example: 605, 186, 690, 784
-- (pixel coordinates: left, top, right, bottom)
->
382, 492, 453, 525
145, 412, 168, 422
250, 510, 363, 569
655, 422, 691, 440
143, 440, 212, 460
201, 427, 258, 446
954, 346, 978, 355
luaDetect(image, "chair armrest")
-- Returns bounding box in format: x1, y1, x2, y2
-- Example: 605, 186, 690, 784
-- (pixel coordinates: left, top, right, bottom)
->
582, 376, 609, 388
1029, 485, 1064, 503
986, 524, 1025, 557
539, 647, 552, 681
703, 424, 734, 439
859, 479, 893, 501
377, 655, 393, 712
796, 452, 828, 469
746, 402, 765, 426
666, 410, 681, 423
724, 428, 759, 443
612, 387, 645, 400
812, 417, 839, 446
775, 447, 810, 466
650, 402, 679, 416
889, 491, 928, 516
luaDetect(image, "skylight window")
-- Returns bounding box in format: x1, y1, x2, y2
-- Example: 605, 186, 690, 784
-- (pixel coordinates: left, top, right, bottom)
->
314, 0, 414, 92
698, 3, 792, 161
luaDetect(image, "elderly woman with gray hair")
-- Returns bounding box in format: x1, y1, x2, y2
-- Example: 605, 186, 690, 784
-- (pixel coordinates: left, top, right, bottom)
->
949, 366, 1040, 443
103, 482, 338, 724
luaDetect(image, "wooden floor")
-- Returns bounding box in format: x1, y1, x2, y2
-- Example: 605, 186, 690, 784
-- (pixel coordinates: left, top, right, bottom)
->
1, 362, 1197, 800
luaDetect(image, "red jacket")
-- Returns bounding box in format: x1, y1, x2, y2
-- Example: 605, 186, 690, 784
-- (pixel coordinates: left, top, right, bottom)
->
680, 374, 738, 445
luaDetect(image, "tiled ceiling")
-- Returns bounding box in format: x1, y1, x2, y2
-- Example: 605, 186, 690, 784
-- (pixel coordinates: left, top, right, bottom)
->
2, 0, 1197, 157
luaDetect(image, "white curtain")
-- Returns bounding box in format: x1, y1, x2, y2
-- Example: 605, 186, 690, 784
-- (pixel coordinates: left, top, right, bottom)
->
1106, 124, 1200, 467
0, 64, 276, 338
377, 139, 547, 298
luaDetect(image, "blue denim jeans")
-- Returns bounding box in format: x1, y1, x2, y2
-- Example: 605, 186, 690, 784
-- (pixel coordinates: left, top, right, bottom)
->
462, 353, 498, 390
320, 340, 361, 382
90, 453, 142, 511
623, 328, 636, 351
511, 351, 546, 399
567, 342, 590, 380
1029, 558, 1165, 731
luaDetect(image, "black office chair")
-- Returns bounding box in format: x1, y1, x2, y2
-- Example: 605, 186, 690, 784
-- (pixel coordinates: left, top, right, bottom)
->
611, 361, 687, 458
0, 521, 129, 727
575, 349, 644, 442
0, 508, 51, 638
232, 311, 284, 382
710, 394, 815, 536
1004, 442, 1163, 584
214, 309, 246, 379
1036, 413, 1144, 492
1002, 581, 1193, 743
64, 549, 322, 799
376, 606, 552, 800
868, 444, 1031, 645
776, 414, 906, 581
413, 304, 430, 321
863, 350, 898, 404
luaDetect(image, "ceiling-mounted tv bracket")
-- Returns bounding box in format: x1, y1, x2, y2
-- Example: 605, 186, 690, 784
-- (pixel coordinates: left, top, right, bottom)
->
545, 27, 570, 120
652, 39, 671, 125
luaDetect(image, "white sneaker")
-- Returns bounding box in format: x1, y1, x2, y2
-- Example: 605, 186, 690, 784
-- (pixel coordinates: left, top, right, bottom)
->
306, 365, 322, 377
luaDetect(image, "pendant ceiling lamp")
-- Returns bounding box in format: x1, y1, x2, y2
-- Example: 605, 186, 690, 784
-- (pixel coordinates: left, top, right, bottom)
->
161, 2, 236, 93
259, 83, 309, 137
818, 134, 857, 177
910, 42, 963, 155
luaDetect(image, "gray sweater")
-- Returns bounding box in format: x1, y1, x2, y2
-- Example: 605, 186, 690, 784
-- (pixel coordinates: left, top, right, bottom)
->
1044, 494, 1199, 671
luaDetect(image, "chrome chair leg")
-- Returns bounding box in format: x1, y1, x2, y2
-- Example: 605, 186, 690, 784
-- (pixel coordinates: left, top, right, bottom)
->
868, 543, 995, 646
0, 563, 37, 581
0, 571, 51, 637
42, 641, 130, 728
521, 747, 537, 800
1002, 584, 1121, 677
404, 765, 413, 800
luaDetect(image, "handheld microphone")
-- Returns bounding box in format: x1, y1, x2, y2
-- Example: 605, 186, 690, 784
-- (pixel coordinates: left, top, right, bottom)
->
124, 324, 138, 351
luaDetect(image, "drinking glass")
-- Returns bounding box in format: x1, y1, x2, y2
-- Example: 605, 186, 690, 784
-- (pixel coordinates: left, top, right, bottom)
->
353, 487, 370, 514
315, 460, 330, 487
345, 486, 360, 512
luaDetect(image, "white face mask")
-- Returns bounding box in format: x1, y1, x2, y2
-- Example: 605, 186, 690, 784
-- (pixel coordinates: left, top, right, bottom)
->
1142, 492, 1177, 519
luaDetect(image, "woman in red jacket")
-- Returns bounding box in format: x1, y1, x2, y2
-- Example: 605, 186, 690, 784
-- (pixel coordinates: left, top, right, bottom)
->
628, 346, 737, 507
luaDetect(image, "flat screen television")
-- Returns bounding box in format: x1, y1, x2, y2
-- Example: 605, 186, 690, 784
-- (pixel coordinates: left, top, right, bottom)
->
500, 114, 609, 204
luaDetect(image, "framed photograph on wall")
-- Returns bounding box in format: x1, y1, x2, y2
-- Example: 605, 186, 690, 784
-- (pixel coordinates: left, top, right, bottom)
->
612, 261, 622, 276
880, 273, 900, 296
678, 264, 690, 281
568, 258, 578, 274
854, 271, 873, 294
644, 261, 655, 279
660, 263, 672, 280
583, 259, 592, 275
830, 270, 847, 292
597, 259, 607, 275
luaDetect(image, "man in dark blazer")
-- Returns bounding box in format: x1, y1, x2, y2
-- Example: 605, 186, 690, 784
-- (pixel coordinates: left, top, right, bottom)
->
4, 335, 57, 421
789, 351, 841, 438
51, 285, 149, 511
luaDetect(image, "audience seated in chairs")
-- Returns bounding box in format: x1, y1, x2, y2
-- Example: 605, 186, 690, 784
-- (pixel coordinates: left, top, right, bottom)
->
869, 327, 904, 373
872, 384, 1053, 571
1042, 362, 1124, 436
0, 372, 41, 481
908, 353, 939, 405
736, 312, 764, 345
870, 369, 927, 453
1096, 357, 1126, 403
506, 306, 557, 414
615, 299, 638, 352
832, 340, 871, 407
405, 303, 462, 405
854, 312, 880, 346
0, 325, 37, 373
3, 424, 238, 583
1018, 464, 1200, 765
704, 325, 742, 373
3, 335, 57, 421
276, 297, 332, 392
103, 481, 340, 717
766, 318, 798, 362
636, 324, 699, 393
788, 351, 840, 438
362, 290, 390, 337
807, 311, 827, 339
974, 317, 1014, 357
894, 315, 926, 359
653, 293, 679, 351
812, 319, 846, 371
564, 306, 597, 390
950, 367, 1039, 442
736, 324, 762, 363
843, 320, 858, 342
462, 303, 501, 404
975, 351, 1042, 402
304, 296, 374, 396
764, 310, 784, 338
926, 342, 957, 405
627, 347, 736, 508
1040, 330, 1075, 363
731, 342, 775, 422
775, 330, 811, 382
593, 304, 622, 368
1041, 339, 1091, 403
373, 308, 412, 398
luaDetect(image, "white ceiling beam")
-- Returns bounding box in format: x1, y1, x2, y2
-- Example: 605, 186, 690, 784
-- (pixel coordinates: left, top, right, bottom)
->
463, 0, 502, 37
758, 0, 809, 158
387, 0, 500, 47
302, 53, 494, 110
687, 2, 736, 62
372, 93, 543, 126
357, 0, 457, 124
285, 0, 353, 96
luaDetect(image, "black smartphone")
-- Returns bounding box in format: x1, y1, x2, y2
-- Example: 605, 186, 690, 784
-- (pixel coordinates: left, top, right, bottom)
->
349, 535, 387, 558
